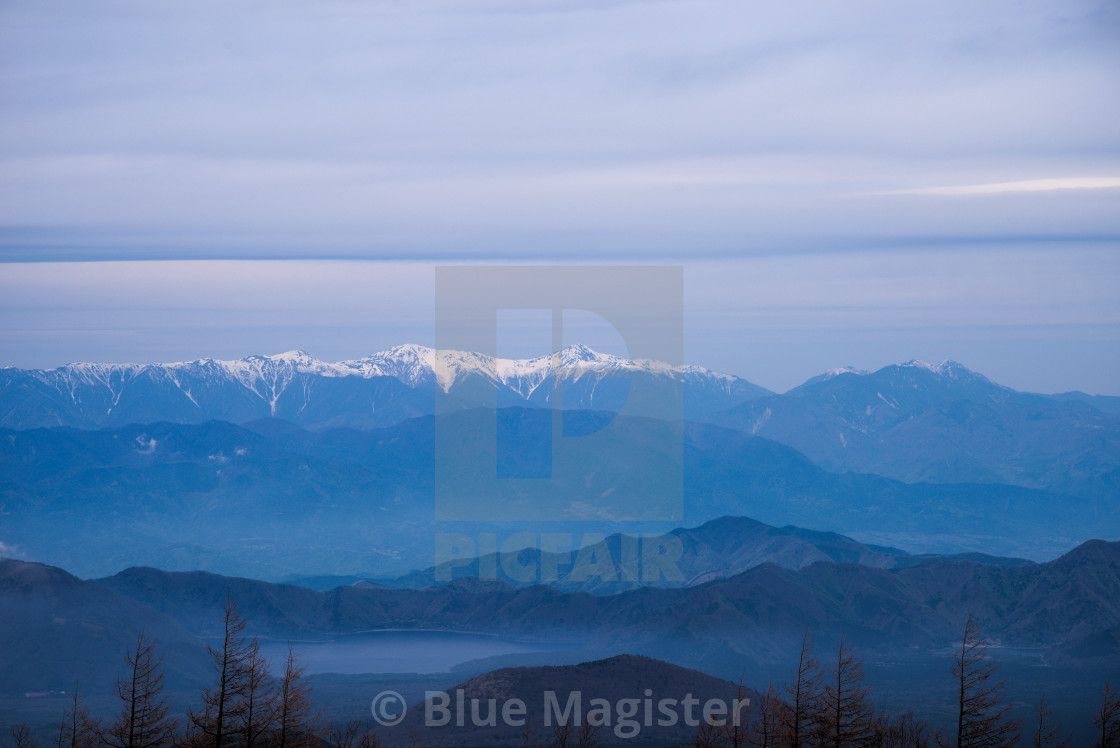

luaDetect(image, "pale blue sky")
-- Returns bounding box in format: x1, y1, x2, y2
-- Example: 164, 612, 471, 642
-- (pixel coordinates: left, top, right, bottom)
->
1, 0, 1118, 393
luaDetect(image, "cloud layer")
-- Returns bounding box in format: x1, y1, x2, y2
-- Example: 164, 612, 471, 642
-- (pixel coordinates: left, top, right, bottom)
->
0, 0, 1117, 393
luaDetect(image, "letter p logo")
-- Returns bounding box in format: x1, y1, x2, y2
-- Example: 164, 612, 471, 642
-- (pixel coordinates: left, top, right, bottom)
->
434, 266, 683, 522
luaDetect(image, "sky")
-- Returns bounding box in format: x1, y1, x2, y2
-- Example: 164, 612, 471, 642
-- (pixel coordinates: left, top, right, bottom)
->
0, 0, 1118, 394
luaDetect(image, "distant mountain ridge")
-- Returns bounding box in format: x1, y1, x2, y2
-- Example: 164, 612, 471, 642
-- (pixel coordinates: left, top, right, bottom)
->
0, 559, 209, 693
5, 349, 1117, 501
703, 358, 1120, 499
82, 539, 1120, 669
0, 344, 771, 429
382, 515, 1032, 595
1, 413, 1102, 579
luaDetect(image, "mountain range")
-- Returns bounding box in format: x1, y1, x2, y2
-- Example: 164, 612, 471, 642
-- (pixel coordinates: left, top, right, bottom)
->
701, 359, 1120, 499
4, 345, 1117, 503
2, 411, 1106, 579
0, 344, 770, 430
5, 540, 1116, 743
381, 515, 1032, 595
2, 534, 1114, 701
2, 535, 1110, 688
0, 558, 210, 694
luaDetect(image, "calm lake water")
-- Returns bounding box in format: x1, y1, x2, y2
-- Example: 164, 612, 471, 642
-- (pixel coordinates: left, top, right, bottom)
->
257, 630, 560, 675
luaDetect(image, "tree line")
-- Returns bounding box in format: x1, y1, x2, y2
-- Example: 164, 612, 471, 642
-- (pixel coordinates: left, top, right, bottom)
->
6, 607, 1120, 748
693, 615, 1119, 748
8, 598, 320, 748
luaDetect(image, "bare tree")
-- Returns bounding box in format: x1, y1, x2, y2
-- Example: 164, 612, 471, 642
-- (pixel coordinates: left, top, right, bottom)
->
520, 719, 539, 748
721, 677, 750, 748
356, 727, 382, 748
549, 719, 573, 748
327, 720, 380, 748
11, 724, 40, 748
948, 615, 1019, 748
879, 711, 931, 748
1094, 683, 1120, 748
1030, 698, 1068, 748
237, 646, 276, 748
55, 685, 92, 748
692, 718, 722, 748
575, 718, 601, 748
275, 644, 320, 748
748, 681, 785, 748
97, 632, 178, 748
188, 596, 256, 748
328, 721, 361, 748
817, 635, 875, 747
780, 630, 822, 748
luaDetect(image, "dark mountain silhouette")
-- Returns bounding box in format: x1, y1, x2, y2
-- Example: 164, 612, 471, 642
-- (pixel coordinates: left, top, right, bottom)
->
0, 559, 209, 694
90, 540, 1120, 671
378, 654, 759, 746
388, 515, 1031, 594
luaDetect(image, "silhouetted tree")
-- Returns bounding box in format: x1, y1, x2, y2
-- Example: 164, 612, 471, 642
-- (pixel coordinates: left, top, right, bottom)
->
748, 681, 785, 748
11, 724, 40, 748
1029, 698, 1068, 748
327, 720, 380, 748
55, 685, 92, 748
878, 711, 931, 748
187, 596, 256, 748
720, 677, 750, 748
549, 719, 574, 748
942, 615, 1019, 748
97, 632, 178, 748
692, 719, 721, 748
274, 644, 320, 748
1094, 683, 1120, 748
575, 717, 601, 748
236, 646, 275, 748
520, 719, 539, 748
780, 630, 822, 748
817, 635, 875, 746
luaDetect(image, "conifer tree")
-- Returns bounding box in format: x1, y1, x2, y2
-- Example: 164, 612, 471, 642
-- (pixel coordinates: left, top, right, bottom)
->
187, 596, 256, 748
55, 685, 92, 748
748, 681, 785, 748
780, 630, 822, 748
1094, 683, 1120, 748
817, 635, 875, 747
275, 644, 320, 748
944, 615, 1019, 748
98, 632, 178, 748
1029, 698, 1068, 748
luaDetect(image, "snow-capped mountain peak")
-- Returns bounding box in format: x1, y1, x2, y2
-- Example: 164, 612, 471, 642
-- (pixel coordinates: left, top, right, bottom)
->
896, 359, 990, 383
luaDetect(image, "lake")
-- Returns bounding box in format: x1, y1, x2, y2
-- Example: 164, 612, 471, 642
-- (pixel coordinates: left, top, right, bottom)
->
256, 629, 562, 675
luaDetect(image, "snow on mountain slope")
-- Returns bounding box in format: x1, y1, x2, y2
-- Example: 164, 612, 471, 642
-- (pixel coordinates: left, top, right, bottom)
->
0, 345, 771, 429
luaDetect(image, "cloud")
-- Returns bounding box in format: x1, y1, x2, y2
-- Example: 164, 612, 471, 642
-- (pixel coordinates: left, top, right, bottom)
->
0, 0, 1116, 252
0, 541, 24, 559
0, 0, 1117, 395
889, 177, 1120, 196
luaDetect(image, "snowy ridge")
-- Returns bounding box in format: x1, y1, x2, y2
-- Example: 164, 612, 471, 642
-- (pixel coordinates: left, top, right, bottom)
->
26, 345, 756, 407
